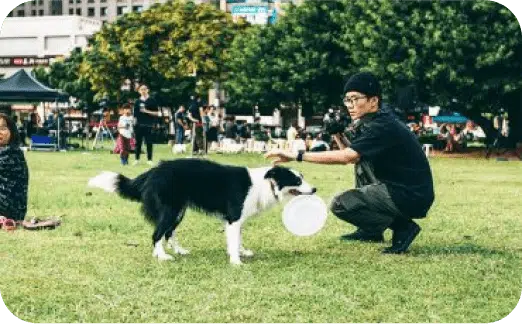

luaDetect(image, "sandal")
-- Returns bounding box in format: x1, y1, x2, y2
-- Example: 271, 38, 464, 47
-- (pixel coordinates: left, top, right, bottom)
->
2, 218, 18, 231
22, 217, 62, 231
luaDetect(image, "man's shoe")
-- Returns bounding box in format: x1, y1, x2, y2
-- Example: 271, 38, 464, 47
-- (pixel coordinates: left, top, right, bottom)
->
132, 160, 140, 166
382, 221, 421, 254
147, 160, 155, 166
340, 229, 384, 243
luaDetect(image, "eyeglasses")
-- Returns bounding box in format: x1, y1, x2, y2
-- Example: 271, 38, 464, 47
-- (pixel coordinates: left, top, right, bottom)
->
343, 95, 367, 106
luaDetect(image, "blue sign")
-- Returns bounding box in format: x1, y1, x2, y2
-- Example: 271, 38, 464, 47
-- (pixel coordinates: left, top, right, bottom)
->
231, 6, 269, 14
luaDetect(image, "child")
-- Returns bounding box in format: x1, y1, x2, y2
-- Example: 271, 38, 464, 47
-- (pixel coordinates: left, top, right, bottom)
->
114, 105, 134, 165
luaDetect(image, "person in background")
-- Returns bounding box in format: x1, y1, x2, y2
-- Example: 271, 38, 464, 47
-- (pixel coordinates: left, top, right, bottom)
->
114, 105, 134, 165
133, 84, 161, 165
287, 121, 298, 142
206, 106, 220, 151
174, 105, 187, 145
0, 113, 29, 223
187, 96, 205, 155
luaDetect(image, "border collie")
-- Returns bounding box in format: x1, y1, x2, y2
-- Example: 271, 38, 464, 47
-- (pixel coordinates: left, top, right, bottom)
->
88, 158, 316, 265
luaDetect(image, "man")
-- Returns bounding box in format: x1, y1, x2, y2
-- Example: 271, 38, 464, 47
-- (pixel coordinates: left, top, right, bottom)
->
174, 105, 186, 145
187, 96, 205, 155
133, 84, 161, 166
265, 72, 434, 254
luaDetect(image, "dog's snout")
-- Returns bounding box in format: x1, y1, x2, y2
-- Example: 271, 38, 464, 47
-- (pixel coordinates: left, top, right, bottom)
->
311, 188, 317, 194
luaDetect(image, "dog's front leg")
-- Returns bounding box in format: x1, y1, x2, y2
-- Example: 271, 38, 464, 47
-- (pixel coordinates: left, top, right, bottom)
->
225, 221, 242, 265
152, 239, 173, 261
167, 232, 190, 255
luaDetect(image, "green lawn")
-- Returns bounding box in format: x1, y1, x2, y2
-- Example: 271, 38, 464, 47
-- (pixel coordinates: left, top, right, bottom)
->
1, 145, 521, 323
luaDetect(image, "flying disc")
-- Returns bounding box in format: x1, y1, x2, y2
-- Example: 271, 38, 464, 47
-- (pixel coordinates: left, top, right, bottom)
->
282, 195, 328, 236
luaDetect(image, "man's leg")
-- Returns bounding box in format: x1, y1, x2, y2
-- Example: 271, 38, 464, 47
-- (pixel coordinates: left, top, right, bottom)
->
134, 126, 143, 161
331, 184, 421, 253
330, 186, 394, 242
144, 127, 153, 161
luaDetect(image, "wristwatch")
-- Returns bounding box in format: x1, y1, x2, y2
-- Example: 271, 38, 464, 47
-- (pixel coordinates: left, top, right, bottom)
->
296, 151, 304, 162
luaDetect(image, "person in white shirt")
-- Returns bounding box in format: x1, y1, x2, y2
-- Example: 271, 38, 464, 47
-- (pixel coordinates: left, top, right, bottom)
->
287, 122, 298, 142
114, 105, 134, 165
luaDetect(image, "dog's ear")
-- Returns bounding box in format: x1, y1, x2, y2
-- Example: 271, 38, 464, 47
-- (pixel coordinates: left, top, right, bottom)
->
264, 166, 284, 179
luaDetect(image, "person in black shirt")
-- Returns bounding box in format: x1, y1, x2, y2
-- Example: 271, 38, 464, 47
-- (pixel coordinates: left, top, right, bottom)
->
265, 72, 434, 254
187, 96, 205, 155
174, 105, 187, 145
133, 84, 161, 165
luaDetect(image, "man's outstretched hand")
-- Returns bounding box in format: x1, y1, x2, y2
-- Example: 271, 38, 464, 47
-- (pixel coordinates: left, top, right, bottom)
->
264, 150, 297, 165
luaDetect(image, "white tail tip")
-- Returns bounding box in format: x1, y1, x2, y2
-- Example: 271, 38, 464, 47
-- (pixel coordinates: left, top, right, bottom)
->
87, 171, 119, 193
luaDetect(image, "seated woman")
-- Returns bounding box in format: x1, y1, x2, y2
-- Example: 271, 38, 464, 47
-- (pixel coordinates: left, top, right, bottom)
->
0, 113, 29, 222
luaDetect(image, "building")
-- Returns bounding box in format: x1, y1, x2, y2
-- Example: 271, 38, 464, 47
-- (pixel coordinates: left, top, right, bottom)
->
6, 0, 64, 17
0, 15, 102, 77
7, 0, 216, 23
7, 1, 302, 24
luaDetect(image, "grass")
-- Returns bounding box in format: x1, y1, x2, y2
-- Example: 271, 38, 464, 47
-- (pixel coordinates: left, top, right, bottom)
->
1, 145, 521, 323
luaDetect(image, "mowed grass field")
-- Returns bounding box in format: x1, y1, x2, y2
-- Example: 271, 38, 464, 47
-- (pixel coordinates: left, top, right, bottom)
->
0, 145, 521, 323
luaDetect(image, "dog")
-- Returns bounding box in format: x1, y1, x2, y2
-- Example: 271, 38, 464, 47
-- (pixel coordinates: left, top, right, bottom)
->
87, 158, 316, 265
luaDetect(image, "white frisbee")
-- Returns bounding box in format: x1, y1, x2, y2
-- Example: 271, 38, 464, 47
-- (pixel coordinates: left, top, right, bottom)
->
282, 195, 328, 236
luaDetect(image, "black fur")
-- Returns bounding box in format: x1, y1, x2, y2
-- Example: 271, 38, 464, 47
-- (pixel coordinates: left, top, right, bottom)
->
264, 166, 302, 190
115, 159, 253, 245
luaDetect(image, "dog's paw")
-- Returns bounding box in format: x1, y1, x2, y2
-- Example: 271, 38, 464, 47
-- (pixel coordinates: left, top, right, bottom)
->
174, 246, 190, 255
153, 252, 174, 261
240, 249, 254, 257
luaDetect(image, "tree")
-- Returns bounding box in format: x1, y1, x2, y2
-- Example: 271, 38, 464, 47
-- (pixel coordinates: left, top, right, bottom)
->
83, 0, 244, 107
335, 0, 522, 145
224, 1, 347, 116
34, 48, 97, 113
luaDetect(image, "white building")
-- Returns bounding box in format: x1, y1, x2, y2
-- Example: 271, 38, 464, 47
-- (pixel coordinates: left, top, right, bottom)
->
0, 15, 102, 77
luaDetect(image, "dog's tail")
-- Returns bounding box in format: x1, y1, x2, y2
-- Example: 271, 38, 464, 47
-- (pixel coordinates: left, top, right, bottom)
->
87, 171, 148, 201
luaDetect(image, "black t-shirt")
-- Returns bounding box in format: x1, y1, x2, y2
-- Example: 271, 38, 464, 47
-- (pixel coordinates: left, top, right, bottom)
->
133, 97, 159, 126
349, 110, 435, 218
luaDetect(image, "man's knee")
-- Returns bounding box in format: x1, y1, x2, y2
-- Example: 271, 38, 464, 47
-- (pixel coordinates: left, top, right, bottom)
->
330, 191, 361, 220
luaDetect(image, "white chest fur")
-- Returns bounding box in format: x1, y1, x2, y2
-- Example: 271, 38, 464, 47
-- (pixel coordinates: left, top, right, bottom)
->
241, 167, 279, 219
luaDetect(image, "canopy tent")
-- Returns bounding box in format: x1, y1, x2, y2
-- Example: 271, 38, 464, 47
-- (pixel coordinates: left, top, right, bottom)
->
0, 69, 67, 102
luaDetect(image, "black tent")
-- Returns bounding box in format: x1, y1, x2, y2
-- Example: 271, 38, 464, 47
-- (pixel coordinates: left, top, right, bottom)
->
0, 69, 67, 102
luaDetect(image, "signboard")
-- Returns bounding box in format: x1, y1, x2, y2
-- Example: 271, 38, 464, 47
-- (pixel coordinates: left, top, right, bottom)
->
0, 56, 58, 67
231, 6, 269, 25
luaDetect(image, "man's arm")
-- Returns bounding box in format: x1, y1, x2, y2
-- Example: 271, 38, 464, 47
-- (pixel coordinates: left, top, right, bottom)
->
187, 111, 198, 123
301, 148, 360, 164
265, 148, 360, 165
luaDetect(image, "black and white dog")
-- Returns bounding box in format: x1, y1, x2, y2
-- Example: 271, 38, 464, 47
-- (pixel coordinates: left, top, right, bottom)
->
88, 158, 316, 265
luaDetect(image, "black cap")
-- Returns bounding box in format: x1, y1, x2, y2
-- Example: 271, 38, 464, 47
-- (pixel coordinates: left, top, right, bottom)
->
343, 72, 381, 98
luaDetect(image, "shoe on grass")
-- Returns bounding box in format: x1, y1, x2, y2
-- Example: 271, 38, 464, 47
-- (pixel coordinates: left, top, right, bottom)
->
382, 221, 421, 254
340, 228, 384, 243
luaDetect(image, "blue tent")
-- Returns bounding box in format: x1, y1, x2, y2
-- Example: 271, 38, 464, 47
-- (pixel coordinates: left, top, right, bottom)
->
432, 113, 468, 124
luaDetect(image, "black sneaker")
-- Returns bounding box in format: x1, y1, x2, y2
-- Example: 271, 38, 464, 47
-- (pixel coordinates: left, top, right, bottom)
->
340, 229, 384, 243
382, 221, 421, 254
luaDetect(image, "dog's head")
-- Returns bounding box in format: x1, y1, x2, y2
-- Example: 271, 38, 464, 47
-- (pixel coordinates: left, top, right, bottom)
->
264, 166, 316, 200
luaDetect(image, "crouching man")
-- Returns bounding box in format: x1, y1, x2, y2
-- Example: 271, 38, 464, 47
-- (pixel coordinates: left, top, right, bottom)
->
265, 72, 434, 254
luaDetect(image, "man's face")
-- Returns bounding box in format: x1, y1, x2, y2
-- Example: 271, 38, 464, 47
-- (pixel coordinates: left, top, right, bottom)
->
139, 86, 149, 97
343, 91, 378, 120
